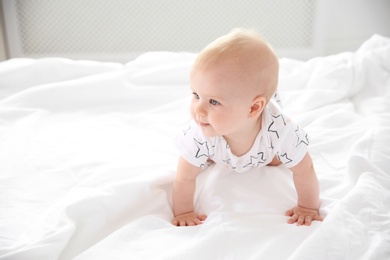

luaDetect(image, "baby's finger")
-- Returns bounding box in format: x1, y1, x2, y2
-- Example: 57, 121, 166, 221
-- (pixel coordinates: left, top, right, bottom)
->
187, 219, 196, 226
288, 214, 298, 224
193, 218, 203, 225
285, 209, 293, 217
198, 214, 207, 221
297, 215, 305, 226
304, 216, 312, 226
313, 215, 324, 222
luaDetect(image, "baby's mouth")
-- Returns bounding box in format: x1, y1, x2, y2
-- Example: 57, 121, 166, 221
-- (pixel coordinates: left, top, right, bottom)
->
196, 116, 210, 127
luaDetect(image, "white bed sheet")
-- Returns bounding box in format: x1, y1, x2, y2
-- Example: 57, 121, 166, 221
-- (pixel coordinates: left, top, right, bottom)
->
0, 35, 389, 260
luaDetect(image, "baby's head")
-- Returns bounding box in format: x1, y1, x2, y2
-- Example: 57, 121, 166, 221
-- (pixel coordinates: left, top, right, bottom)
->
191, 28, 279, 103
189, 29, 279, 138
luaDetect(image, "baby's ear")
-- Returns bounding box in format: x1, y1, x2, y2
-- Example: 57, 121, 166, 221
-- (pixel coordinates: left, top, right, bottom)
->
249, 96, 266, 118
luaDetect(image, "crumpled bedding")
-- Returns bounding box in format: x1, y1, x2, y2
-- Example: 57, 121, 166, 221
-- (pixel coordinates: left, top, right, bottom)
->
0, 35, 389, 260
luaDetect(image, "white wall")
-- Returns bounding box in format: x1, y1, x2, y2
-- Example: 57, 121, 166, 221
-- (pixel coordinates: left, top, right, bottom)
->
0, 2, 7, 61
0, 23, 6, 61
0, 0, 389, 61
324, 0, 390, 55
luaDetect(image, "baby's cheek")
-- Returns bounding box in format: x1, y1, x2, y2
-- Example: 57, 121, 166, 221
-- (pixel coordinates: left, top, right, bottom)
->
189, 107, 197, 121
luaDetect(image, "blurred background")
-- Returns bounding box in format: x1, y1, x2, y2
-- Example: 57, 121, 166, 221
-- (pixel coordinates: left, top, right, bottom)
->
1, 0, 389, 62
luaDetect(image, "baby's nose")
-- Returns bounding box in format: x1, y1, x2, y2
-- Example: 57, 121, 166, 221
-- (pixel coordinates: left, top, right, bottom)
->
194, 102, 207, 117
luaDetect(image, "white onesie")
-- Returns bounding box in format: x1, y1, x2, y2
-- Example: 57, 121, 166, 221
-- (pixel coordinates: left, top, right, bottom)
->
175, 98, 309, 173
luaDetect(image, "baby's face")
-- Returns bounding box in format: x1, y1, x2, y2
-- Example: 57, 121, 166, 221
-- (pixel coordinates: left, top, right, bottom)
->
189, 62, 258, 138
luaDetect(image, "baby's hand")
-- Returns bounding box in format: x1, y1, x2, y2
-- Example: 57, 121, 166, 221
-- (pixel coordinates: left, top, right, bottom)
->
172, 212, 207, 226
285, 205, 323, 226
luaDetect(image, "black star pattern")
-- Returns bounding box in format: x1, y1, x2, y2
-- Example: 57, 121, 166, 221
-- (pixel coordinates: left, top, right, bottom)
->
278, 153, 292, 165
194, 138, 210, 158
209, 140, 216, 157
223, 158, 236, 170
267, 113, 286, 139
223, 158, 231, 164
295, 125, 309, 147
243, 156, 257, 168
256, 152, 267, 166
273, 92, 282, 107
183, 125, 191, 135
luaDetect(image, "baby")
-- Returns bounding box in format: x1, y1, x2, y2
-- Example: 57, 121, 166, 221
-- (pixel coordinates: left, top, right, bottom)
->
172, 28, 323, 226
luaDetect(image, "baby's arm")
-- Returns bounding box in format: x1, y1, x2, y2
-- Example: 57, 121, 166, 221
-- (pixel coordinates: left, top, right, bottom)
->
172, 156, 206, 226
286, 152, 323, 226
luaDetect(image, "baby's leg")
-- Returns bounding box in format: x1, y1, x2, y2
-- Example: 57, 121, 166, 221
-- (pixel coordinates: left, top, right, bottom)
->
267, 156, 281, 166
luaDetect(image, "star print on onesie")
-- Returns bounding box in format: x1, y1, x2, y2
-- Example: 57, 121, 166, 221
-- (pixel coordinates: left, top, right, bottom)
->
175, 98, 309, 173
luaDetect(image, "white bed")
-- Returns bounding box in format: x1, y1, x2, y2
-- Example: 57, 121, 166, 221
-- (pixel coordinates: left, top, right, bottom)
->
0, 35, 389, 260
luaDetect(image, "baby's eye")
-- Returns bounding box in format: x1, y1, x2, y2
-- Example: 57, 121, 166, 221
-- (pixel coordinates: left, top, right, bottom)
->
192, 92, 199, 99
210, 99, 220, 106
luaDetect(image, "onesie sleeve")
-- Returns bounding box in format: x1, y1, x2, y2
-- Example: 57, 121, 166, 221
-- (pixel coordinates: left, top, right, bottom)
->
275, 118, 309, 168
174, 120, 212, 168
265, 99, 309, 168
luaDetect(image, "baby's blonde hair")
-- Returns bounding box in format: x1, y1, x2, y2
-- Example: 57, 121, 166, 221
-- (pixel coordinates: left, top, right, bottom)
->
193, 28, 279, 102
